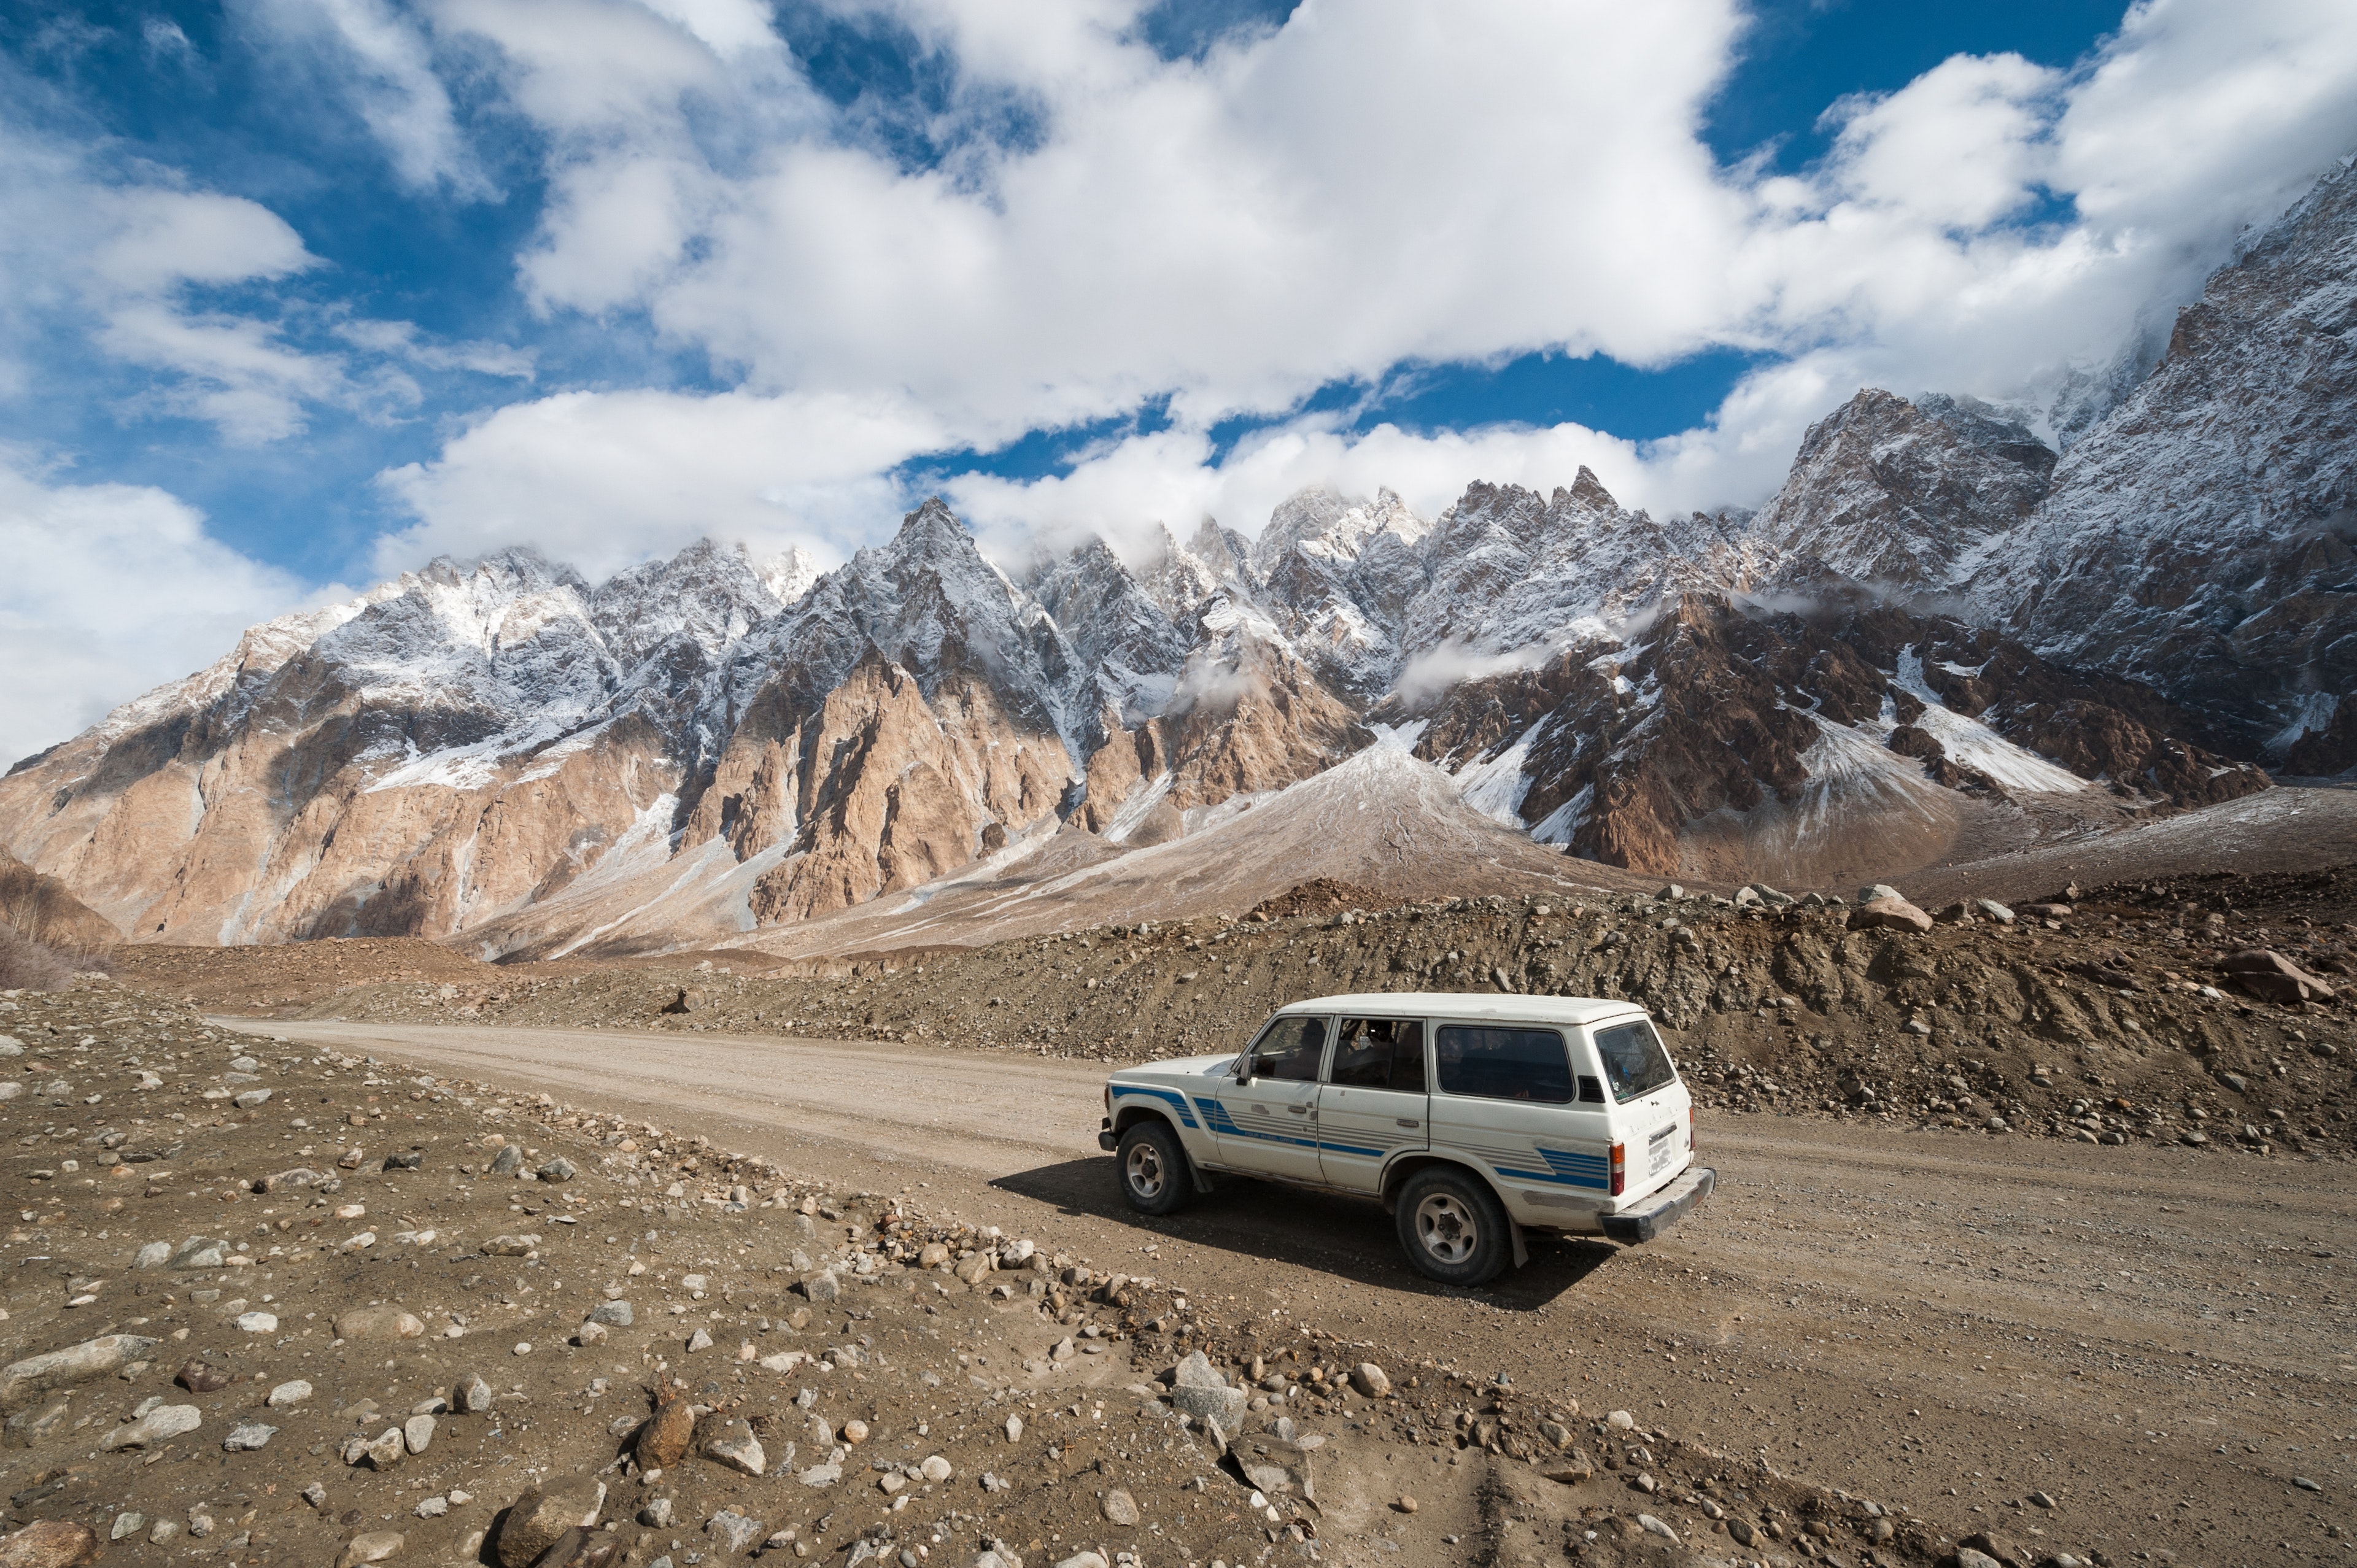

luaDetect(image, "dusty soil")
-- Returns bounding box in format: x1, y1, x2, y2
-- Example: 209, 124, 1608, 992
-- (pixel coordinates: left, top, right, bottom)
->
229, 1013, 2357, 1568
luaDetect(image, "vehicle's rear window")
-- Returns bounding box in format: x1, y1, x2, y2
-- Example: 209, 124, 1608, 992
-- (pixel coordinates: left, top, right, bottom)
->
1592, 1020, 1677, 1102
1329, 1019, 1426, 1092
1248, 1016, 1328, 1082
1434, 1025, 1572, 1104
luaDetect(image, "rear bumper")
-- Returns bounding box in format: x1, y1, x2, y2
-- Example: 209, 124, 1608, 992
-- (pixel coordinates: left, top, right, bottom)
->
1601, 1165, 1714, 1244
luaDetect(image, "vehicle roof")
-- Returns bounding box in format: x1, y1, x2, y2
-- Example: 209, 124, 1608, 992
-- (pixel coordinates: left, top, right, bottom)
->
1266, 992, 1650, 1027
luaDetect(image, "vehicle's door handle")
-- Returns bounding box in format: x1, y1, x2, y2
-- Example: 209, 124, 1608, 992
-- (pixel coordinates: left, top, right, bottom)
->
1396, 1118, 1420, 1128
1285, 1105, 1311, 1114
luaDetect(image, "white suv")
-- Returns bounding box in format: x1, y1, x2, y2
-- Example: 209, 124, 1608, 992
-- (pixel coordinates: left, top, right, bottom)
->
1097, 991, 1713, 1285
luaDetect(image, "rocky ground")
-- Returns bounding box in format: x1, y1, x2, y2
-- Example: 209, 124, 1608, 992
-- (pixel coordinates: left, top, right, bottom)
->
133, 868, 2357, 1167
0, 984, 2019, 1568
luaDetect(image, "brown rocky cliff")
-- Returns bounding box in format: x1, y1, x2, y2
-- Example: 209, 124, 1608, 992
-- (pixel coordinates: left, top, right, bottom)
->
0, 849, 120, 954
748, 653, 1072, 924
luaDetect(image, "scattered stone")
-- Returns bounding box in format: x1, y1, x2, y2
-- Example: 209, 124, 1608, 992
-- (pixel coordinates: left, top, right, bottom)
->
234, 1311, 279, 1333
637, 1397, 695, 1469
802, 1272, 841, 1303
222, 1420, 277, 1451
133, 1241, 171, 1269
1638, 1515, 1679, 1543
0, 1333, 161, 1404
338, 1531, 406, 1568
268, 1378, 314, 1407
489, 1144, 523, 1175
921, 1455, 953, 1482
1606, 1410, 1636, 1431
1396, 1496, 1417, 1514
1973, 898, 2016, 924
795, 1463, 842, 1487
0, 1520, 101, 1568
954, 1253, 994, 1286
1004, 1414, 1023, 1442
335, 1307, 425, 1341
176, 1360, 234, 1393
495, 1481, 605, 1568
404, 1414, 436, 1454
456, 1372, 496, 1413
538, 1157, 576, 1183
1350, 1361, 1390, 1397
484, 1235, 541, 1257
700, 1418, 766, 1477
843, 1418, 869, 1445
107, 1515, 142, 1543
1100, 1489, 1139, 1526
99, 1402, 200, 1450
1231, 1432, 1315, 1502
587, 1300, 633, 1327
704, 1510, 764, 1556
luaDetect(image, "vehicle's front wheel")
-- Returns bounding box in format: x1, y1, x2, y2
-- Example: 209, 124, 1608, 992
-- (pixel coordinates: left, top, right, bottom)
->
1395, 1167, 1510, 1285
1116, 1120, 1193, 1216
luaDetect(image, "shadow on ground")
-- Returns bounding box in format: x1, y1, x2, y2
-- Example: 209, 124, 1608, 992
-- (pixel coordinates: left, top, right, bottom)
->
993, 1156, 1622, 1311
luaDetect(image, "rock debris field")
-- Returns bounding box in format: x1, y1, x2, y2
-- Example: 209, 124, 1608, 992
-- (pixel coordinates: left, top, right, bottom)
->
0, 986, 2011, 1568
158, 867, 2357, 1165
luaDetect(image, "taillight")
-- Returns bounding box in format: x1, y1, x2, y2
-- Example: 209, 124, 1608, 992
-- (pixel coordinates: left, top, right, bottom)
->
1609, 1142, 1626, 1197
1687, 1105, 1696, 1153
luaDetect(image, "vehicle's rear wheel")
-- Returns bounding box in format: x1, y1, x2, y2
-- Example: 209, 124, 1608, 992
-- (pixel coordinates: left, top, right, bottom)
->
1395, 1166, 1509, 1285
1116, 1120, 1193, 1216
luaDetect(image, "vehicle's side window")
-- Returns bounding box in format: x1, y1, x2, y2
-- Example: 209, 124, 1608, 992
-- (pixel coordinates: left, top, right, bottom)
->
1591, 1021, 1677, 1102
1389, 1020, 1428, 1094
1434, 1025, 1573, 1104
1248, 1016, 1329, 1082
1329, 1019, 1426, 1091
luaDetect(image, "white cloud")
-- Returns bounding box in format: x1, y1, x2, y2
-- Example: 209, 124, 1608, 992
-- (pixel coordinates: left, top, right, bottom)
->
236, 0, 491, 195
0, 454, 314, 768
374, 386, 951, 580
352, 0, 2357, 565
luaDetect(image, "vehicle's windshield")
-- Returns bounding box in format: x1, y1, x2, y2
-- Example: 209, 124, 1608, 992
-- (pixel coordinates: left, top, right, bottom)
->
1591, 1019, 1677, 1102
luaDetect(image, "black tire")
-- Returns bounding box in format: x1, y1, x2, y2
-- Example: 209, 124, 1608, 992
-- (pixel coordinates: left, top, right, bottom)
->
1395, 1166, 1511, 1286
1115, 1120, 1194, 1216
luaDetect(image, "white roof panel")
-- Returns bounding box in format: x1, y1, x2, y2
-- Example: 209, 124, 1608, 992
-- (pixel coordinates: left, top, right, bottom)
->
1266, 992, 1650, 1027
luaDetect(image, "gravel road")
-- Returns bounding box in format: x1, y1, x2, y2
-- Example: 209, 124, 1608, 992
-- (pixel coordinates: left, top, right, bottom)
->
247, 1018, 2357, 1564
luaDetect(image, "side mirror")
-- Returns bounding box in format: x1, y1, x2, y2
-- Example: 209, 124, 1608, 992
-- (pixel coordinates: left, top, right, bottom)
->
1235, 1056, 1255, 1087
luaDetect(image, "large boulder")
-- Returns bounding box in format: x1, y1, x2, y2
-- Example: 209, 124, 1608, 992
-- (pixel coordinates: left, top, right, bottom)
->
1848, 896, 1933, 933
0, 1334, 161, 1407
2223, 948, 2335, 1003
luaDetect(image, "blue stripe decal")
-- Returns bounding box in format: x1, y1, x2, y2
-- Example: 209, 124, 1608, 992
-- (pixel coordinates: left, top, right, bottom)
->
1194, 1097, 1319, 1150
1495, 1145, 1612, 1190
1316, 1138, 1385, 1157
1113, 1085, 1199, 1129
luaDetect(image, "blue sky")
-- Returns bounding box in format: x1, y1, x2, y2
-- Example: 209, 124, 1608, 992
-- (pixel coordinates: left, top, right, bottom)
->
4, 0, 2357, 762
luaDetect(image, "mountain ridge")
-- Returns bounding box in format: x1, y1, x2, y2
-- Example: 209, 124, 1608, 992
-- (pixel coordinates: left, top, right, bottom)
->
9, 156, 2353, 954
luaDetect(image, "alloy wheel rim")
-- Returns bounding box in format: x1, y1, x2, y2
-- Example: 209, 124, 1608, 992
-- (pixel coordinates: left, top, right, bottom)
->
1415, 1192, 1478, 1264
1126, 1140, 1164, 1199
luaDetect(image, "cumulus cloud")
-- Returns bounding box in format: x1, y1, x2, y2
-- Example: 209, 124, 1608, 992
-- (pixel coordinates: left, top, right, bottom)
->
348, 0, 2357, 567
373, 386, 951, 581
0, 454, 315, 767
236, 0, 491, 195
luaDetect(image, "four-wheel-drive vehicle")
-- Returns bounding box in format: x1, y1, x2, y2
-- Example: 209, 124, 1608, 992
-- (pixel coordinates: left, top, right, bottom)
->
1097, 992, 1713, 1285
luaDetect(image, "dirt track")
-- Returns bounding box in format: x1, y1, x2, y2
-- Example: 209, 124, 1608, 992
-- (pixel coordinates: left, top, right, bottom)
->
242, 1018, 2357, 1566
